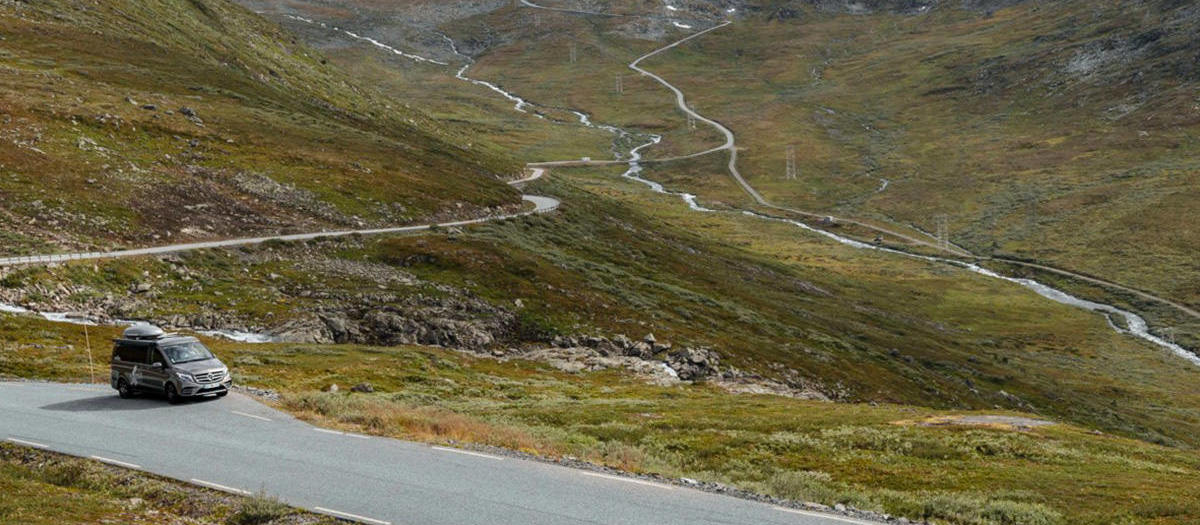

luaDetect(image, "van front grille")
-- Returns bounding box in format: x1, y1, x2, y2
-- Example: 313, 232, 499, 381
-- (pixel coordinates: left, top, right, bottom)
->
193, 371, 224, 383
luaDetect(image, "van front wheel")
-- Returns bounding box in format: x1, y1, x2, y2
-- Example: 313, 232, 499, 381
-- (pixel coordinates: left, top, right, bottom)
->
117, 379, 134, 399
165, 384, 183, 405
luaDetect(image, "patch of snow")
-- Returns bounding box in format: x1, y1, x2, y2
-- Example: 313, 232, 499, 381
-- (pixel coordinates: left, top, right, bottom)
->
672, 21, 693, 29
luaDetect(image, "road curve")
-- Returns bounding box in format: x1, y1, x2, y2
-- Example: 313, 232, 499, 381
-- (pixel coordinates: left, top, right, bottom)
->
627, 23, 972, 257
520, 0, 630, 17
0, 172, 556, 268
0, 381, 873, 525
622, 23, 1200, 326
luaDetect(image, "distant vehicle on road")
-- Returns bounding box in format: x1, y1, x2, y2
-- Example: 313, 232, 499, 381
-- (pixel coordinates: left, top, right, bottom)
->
111, 324, 231, 403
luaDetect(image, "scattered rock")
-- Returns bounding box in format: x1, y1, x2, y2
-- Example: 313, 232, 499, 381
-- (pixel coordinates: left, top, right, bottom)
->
234, 385, 280, 401
627, 341, 653, 359
179, 106, 197, 117
665, 346, 721, 381
350, 382, 374, 393
323, 383, 339, 393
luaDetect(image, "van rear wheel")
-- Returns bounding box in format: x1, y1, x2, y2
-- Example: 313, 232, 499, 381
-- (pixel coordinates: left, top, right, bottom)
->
165, 384, 183, 405
117, 379, 134, 399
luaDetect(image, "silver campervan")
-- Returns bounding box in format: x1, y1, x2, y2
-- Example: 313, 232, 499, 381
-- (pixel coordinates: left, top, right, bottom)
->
110, 324, 231, 403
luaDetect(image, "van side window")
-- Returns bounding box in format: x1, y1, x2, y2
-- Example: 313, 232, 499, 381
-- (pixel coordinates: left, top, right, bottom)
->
117, 345, 147, 364
150, 350, 167, 367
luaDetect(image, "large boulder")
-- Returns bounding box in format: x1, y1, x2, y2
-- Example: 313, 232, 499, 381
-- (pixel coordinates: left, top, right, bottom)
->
666, 346, 721, 381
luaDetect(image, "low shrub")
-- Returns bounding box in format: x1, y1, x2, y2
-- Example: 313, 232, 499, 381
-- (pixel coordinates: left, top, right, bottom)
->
228, 491, 292, 525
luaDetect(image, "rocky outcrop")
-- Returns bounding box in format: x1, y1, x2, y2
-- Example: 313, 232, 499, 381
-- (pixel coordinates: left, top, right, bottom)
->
0, 244, 826, 400
665, 346, 720, 381
546, 333, 722, 381
267, 300, 510, 351
509, 346, 682, 385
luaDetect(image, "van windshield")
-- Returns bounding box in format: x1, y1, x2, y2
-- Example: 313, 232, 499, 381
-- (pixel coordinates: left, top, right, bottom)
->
161, 342, 214, 364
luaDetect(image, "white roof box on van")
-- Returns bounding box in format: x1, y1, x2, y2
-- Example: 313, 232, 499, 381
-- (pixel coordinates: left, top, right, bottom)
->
123, 323, 165, 341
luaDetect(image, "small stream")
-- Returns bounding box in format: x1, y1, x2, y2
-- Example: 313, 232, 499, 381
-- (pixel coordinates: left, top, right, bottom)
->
279, 14, 448, 65
4, 14, 1190, 366
740, 211, 1200, 366
0, 301, 276, 344
443, 35, 541, 117
591, 110, 1199, 366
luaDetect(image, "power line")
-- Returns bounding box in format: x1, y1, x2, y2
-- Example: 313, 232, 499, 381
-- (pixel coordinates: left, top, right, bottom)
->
935, 214, 949, 251
785, 145, 797, 180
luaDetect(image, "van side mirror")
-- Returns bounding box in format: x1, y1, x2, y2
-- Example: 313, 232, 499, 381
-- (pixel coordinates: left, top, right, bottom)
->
151, 362, 163, 369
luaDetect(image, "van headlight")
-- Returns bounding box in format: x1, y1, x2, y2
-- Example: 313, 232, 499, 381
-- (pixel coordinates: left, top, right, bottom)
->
176, 372, 195, 383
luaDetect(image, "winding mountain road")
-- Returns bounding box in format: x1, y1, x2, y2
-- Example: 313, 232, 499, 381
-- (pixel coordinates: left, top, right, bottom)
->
2, 8, 1196, 525
617, 17, 1199, 323
626, 22, 973, 257
0, 172, 555, 268
0, 382, 871, 525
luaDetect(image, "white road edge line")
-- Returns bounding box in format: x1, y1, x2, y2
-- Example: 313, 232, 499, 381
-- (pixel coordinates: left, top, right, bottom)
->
191, 478, 252, 495
579, 471, 673, 490
431, 446, 504, 461
313, 506, 391, 525
7, 438, 48, 449
90, 455, 141, 470
773, 506, 874, 524
231, 410, 272, 422
313, 427, 367, 439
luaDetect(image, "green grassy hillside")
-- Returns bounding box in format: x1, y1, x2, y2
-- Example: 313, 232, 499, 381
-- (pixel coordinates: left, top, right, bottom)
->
6, 169, 1200, 450
0, 0, 522, 255
3, 2, 1200, 522
443, 0, 1200, 346
2, 0, 1196, 447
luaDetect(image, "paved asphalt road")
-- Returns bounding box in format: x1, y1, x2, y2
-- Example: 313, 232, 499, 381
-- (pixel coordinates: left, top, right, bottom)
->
0, 381, 872, 525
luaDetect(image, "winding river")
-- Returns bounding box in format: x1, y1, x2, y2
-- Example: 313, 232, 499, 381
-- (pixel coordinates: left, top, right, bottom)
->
2, 8, 1194, 367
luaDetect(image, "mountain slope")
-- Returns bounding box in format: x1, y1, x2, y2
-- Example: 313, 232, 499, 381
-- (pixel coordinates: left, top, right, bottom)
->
0, 0, 522, 255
